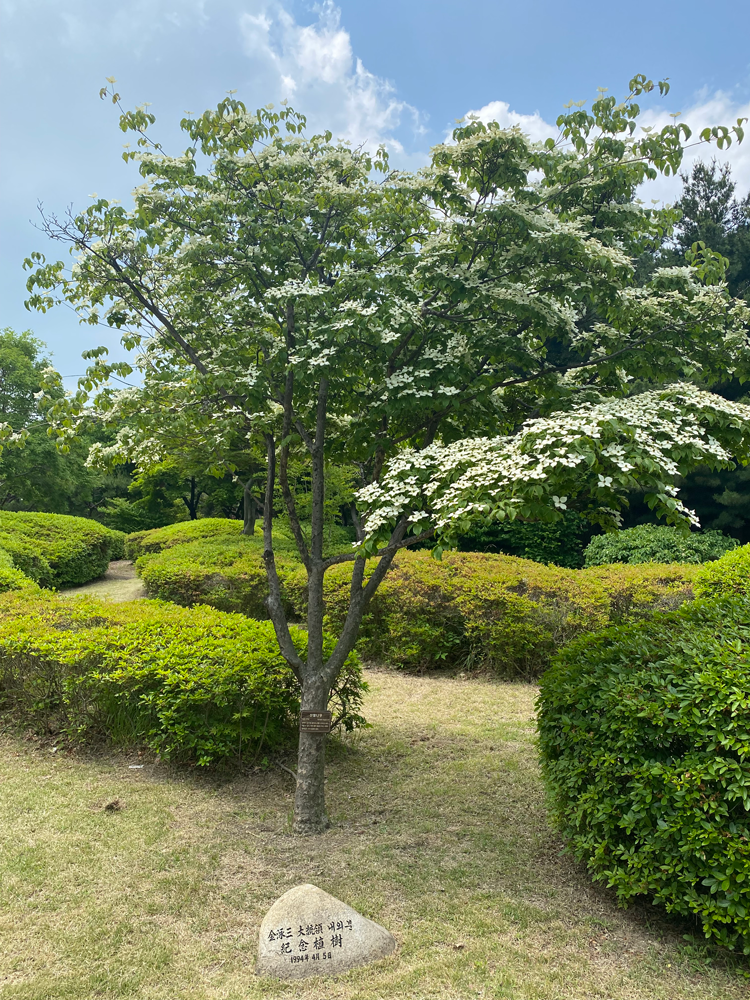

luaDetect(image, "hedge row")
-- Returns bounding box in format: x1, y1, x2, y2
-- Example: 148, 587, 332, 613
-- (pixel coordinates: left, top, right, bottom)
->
0, 589, 366, 766
0, 511, 125, 589
538, 594, 750, 954
131, 520, 699, 679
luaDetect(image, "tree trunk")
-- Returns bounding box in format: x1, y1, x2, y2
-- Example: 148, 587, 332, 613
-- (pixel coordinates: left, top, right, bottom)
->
293, 675, 331, 834
242, 480, 256, 535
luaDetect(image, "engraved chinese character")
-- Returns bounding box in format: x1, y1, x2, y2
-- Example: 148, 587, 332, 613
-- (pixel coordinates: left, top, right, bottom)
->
276, 927, 287, 940
331, 934, 343, 949
298, 925, 306, 937
280, 942, 292, 955
305, 924, 315, 936
267, 929, 277, 942
314, 923, 323, 935
298, 939, 308, 952
313, 936, 324, 950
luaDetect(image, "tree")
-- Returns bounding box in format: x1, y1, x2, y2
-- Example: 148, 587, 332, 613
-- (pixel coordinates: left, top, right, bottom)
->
25, 75, 750, 833
0, 328, 131, 515
668, 159, 750, 302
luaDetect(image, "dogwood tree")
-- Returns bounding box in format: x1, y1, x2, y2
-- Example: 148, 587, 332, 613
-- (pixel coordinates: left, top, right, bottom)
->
25, 76, 750, 833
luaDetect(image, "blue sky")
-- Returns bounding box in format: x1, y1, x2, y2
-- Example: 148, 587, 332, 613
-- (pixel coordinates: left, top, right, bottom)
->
2, 0, 749, 384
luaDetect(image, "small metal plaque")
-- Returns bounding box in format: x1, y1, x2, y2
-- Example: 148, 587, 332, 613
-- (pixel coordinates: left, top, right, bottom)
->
299, 710, 332, 734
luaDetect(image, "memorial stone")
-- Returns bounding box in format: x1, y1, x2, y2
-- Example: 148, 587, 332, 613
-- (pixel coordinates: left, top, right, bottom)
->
257, 883, 396, 980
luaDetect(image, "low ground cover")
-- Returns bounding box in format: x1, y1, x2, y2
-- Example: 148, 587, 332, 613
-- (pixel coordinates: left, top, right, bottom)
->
130, 520, 699, 679
0, 511, 125, 589
0, 670, 746, 1000
0, 590, 365, 766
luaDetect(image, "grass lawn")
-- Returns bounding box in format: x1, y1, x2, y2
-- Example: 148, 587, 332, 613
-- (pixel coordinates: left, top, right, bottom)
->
0, 670, 746, 999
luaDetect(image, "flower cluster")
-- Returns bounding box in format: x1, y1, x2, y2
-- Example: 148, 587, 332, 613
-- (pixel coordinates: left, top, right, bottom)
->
357, 385, 750, 547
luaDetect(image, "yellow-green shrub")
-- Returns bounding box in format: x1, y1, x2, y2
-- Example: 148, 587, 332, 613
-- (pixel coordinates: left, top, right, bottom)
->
132, 520, 306, 618
0, 589, 366, 765
694, 542, 750, 599
0, 511, 125, 588
321, 553, 698, 678
130, 522, 698, 678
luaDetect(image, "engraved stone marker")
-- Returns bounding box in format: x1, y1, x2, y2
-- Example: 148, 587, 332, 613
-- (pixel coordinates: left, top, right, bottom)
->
257, 883, 396, 980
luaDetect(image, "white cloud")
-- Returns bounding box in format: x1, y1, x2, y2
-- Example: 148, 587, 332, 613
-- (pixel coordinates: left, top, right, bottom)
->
456, 90, 750, 205
638, 91, 750, 205
238, 1, 424, 153
451, 99, 557, 144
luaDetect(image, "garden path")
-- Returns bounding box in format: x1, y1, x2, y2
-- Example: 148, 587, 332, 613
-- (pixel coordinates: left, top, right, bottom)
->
59, 559, 146, 602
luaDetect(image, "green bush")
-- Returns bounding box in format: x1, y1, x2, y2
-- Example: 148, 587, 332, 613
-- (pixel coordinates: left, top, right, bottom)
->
0, 589, 366, 766
322, 553, 698, 678
694, 542, 750, 599
538, 597, 750, 953
584, 525, 737, 567
0, 547, 38, 594
131, 520, 307, 618
0, 511, 125, 588
130, 521, 699, 678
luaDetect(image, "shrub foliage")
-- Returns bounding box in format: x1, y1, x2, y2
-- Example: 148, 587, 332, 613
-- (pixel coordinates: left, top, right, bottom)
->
583, 524, 737, 567
0, 547, 37, 594
0, 511, 125, 588
0, 590, 366, 765
694, 542, 750, 599
130, 522, 699, 678
538, 597, 750, 953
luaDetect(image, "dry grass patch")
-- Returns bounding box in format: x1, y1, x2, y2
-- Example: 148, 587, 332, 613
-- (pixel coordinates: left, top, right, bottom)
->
0, 670, 746, 999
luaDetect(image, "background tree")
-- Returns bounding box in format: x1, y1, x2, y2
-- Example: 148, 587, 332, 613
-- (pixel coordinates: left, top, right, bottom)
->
27, 76, 750, 833
0, 328, 131, 515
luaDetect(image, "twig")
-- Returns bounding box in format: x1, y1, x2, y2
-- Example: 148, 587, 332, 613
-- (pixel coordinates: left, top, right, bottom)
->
275, 761, 298, 781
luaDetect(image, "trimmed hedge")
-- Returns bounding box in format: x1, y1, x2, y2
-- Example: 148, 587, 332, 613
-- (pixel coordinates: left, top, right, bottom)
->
538, 596, 750, 953
694, 543, 750, 599
0, 511, 125, 589
584, 525, 737, 567
0, 589, 366, 766
130, 522, 698, 678
0, 547, 38, 594
322, 553, 698, 678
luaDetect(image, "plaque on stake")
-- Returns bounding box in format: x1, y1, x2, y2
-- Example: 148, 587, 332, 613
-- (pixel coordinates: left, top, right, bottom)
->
299, 710, 332, 734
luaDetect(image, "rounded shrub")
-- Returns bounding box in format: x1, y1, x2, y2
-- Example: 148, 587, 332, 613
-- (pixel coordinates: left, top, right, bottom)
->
0, 589, 366, 765
538, 596, 750, 953
129, 521, 699, 678
0, 511, 125, 588
583, 525, 737, 567
0, 547, 38, 594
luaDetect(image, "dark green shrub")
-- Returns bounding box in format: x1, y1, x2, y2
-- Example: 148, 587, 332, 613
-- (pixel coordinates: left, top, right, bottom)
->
0, 590, 366, 766
0, 511, 125, 588
694, 543, 750, 599
538, 597, 750, 953
584, 524, 737, 567
457, 511, 593, 568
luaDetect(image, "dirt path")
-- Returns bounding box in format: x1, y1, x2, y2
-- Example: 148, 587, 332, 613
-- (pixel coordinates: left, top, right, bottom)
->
59, 559, 147, 602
